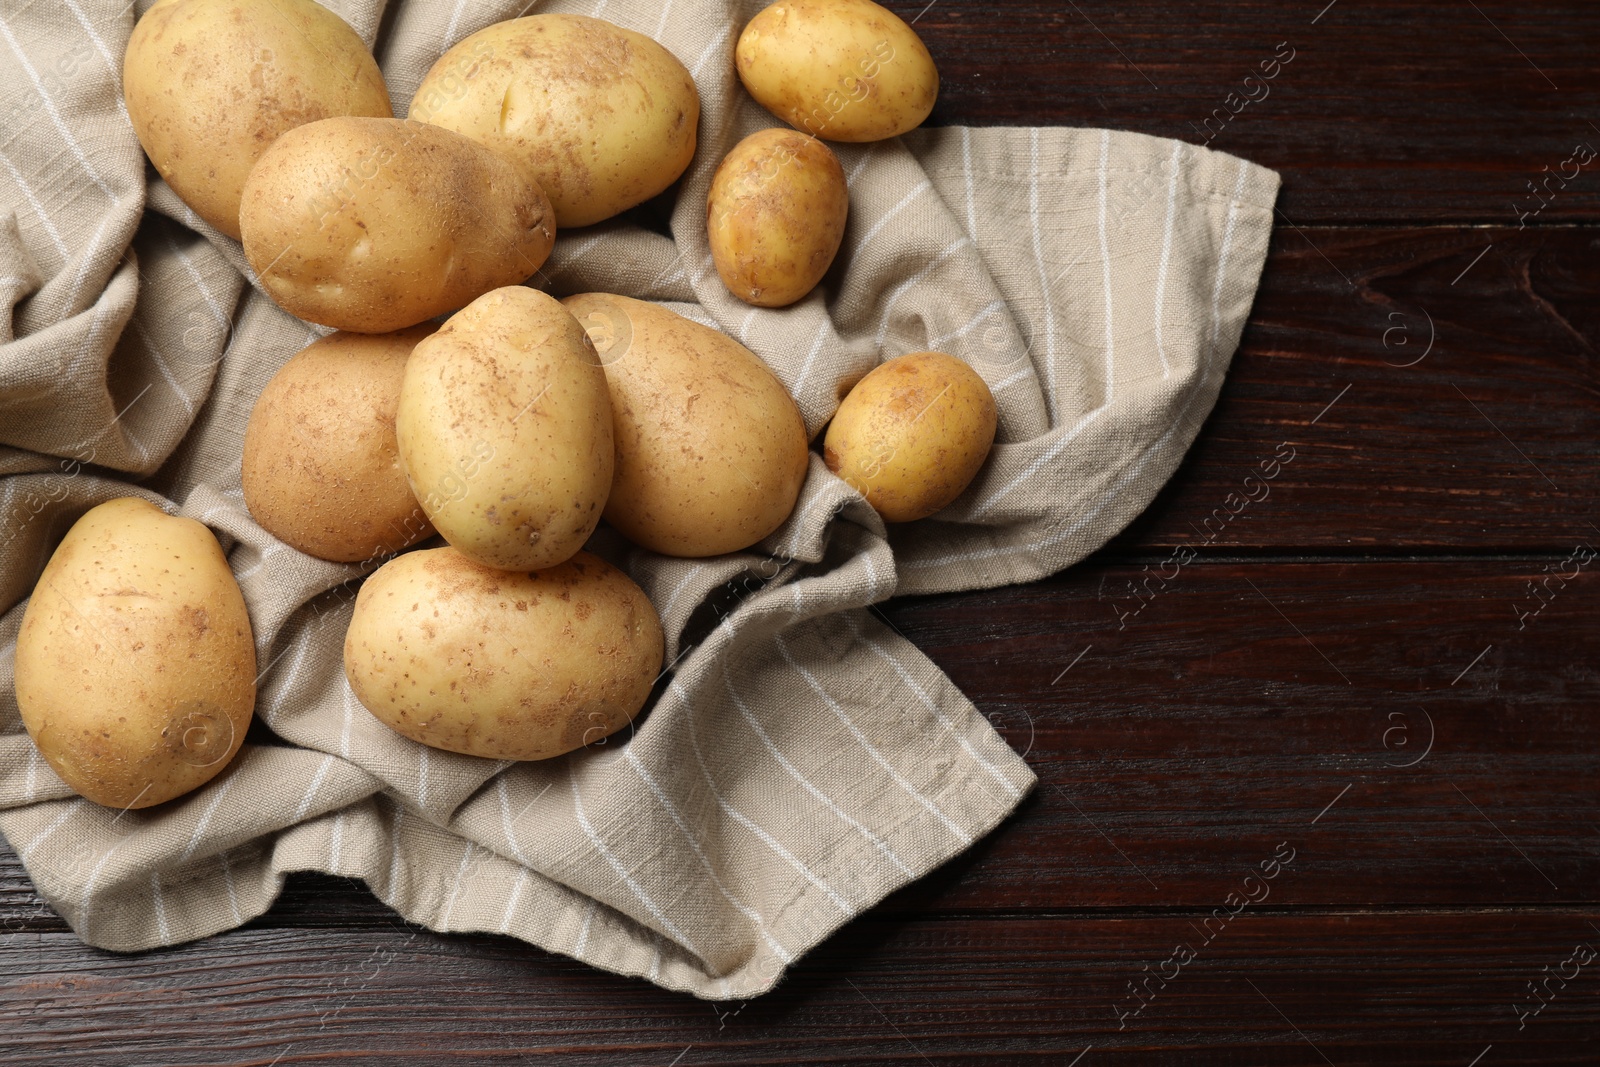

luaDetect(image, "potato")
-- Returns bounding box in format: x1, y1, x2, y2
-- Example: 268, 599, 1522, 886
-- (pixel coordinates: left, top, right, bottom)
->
736, 0, 939, 143
396, 287, 612, 572
824, 351, 996, 522
14, 498, 256, 809
344, 547, 662, 760
411, 14, 700, 228
239, 117, 555, 333
708, 129, 849, 308
242, 327, 435, 563
123, 0, 390, 240
562, 293, 809, 557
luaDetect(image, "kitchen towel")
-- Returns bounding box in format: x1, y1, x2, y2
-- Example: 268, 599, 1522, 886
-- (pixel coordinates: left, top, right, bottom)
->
0, 0, 1278, 998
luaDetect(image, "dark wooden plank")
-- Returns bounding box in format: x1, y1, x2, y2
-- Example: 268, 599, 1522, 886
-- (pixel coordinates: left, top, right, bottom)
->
6, 558, 1594, 927
2, 912, 1598, 1065
1108, 225, 1599, 554
892, 0, 1600, 224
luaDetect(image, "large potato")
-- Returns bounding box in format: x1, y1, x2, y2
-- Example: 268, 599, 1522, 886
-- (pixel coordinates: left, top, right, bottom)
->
411, 14, 700, 228
344, 547, 662, 760
736, 0, 939, 143
708, 128, 849, 308
243, 327, 435, 563
14, 498, 256, 809
239, 117, 555, 333
396, 287, 612, 572
562, 293, 809, 557
824, 351, 996, 521
123, 0, 390, 240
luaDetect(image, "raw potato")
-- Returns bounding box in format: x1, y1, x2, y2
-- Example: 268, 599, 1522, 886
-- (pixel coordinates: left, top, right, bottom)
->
123, 0, 391, 240
736, 0, 939, 143
708, 128, 849, 308
239, 117, 555, 333
411, 14, 700, 228
243, 327, 436, 563
14, 498, 256, 809
562, 293, 809, 557
344, 547, 663, 760
396, 287, 612, 572
824, 351, 997, 522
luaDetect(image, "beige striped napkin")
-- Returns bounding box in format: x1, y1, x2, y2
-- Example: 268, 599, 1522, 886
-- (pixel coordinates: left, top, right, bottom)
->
0, 0, 1278, 997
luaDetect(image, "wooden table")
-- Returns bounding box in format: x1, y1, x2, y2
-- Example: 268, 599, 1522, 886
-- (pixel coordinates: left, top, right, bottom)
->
5, 2, 1599, 1063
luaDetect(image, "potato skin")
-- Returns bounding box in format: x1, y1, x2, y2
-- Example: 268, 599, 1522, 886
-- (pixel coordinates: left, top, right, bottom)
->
736, 0, 938, 143
708, 129, 848, 307
562, 293, 809, 557
344, 548, 663, 760
242, 327, 435, 563
396, 287, 613, 572
123, 0, 391, 240
239, 117, 555, 333
824, 352, 996, 522
14, 498, 256, 809
411, 14, 700, 228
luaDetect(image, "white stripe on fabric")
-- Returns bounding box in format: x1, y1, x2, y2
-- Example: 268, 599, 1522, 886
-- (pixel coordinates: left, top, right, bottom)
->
164, 232, 230, 330
872, 236, 972, 352
64, 212, 116, 315
1097, 128, 1115, 403
293, 753, 336, 822
678, 682, 855, 915
134, 320, 194, 419
1151, 140, 1185, 380
962, 127, 978, 240
845, 144, 877, 187
653, 0, 676, 39
19, 798, 86, 857
150, 871, 170, 944
385, 803, 405, 903
0, 147, 68, 258
775, 627, 970, 845
856, 179, 931, 253
499, 867, 530, 933
790, 318, 833, 398
969, 405, 1104, 520
442, 0, 470, 49
623, 746, 795, 963
439, 841, 476, 928
1028, 129, 1057, 421
573, 897, 598, 958
689, 23, 732, 79
62, 0, 131, 123
927, 298, 1005, 350
857, 625, 1023, 798
179, 771, 239, 861
0, 15, 114, 197
78, 841, 124, 941
721, 666, 914, 877
567, 761, 703, 956
218, 849, 242, 924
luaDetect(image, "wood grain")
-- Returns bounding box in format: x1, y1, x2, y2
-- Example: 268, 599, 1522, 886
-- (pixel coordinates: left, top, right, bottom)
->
3, 913, 1598, 1065
891, 0, 1600, 224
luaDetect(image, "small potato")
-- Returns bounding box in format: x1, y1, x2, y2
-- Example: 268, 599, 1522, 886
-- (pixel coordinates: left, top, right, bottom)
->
14, 498, 256, 809
563, 293, 809, 557
736, 0, 939, 143
242, 327, 436, 563
239, 117, 555, 333
344, 547, 663, 760
708, 129, 848, 308
411, 14, 700, 228
396, 287, 612, 572
824, 352, 996, 522
123, 0, 391, 239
